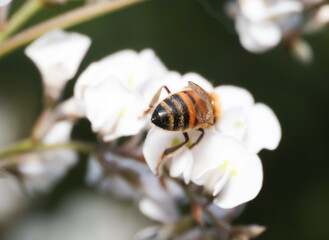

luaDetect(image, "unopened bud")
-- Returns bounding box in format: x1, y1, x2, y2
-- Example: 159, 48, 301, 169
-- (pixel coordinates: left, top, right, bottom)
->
303, 4, 329, 33
291, 38, 313, 64
230, 224, 266, 239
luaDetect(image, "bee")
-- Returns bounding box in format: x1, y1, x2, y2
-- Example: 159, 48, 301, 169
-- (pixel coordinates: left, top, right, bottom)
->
145, 81, 221, 175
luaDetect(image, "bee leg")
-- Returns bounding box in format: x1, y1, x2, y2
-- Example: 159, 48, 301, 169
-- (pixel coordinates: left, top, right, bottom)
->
143, 86, 171, 115
188, 128, 204, 149
156, 132, 189, 176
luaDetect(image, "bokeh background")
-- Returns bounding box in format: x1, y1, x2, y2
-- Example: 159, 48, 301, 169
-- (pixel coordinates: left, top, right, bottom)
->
0, 0, 329, 239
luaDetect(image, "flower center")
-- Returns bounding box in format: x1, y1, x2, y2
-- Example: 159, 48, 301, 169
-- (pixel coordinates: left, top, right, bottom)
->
126, 74, 135, 86
119, 108, 126, 118
220, 159, 238, 178
236, 121, 244, 129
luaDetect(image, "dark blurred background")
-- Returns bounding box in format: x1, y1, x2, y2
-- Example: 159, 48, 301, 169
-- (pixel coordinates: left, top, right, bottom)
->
0, 0, 329, 239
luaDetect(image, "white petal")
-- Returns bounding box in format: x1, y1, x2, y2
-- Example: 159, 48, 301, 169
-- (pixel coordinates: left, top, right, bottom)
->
235, 15, 281, 53
25, 29, 91, 100
182, 72, 214, 92
248, 20, 281, 48
85, 155, 104, 185
216, 107, 248, 141
239, 0, 268, 22
74, 61, 108, 99
244, 103, 281, 153
214, 153, 263, 209
189, 131, 263, 208
18, 153, 46, 175
42, 120, 74, 144
75, 49, 167, 99
214, 85, 254, 112
266, 1, 303, 19
83, 78, 146, 141
190, 132, 249, 182
170, 148, 194, 184
142, 71, 213, 107
139, 198, 177, 223
57, 97, 86, 119
143, 126, 190, 175
235, 15, 266, 53
133, 226, 161, 240
142, 71, 186, 105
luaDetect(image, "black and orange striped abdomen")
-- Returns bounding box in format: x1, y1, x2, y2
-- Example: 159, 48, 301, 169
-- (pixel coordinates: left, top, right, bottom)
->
151, 90, 203, 131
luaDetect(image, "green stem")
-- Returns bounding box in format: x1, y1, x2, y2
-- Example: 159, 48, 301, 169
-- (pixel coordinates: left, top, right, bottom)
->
0, 139, 34, 160
0, 0, 148, 58
35, 141, 95, 154
0, 139, 95, 169
0, 0, 43, 42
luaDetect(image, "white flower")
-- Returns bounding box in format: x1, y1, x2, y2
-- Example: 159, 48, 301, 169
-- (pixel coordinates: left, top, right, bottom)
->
18, 120, 78, 194
215, 85, 281, 153
74, 49, 168, 141
25, 29, 91, 100
138, 174, 184, 223
144, 128, 263, 209
143, 73, 280, 208
229, 0, 303, 53
86, 153, 184, 223
86, 154, 142, 199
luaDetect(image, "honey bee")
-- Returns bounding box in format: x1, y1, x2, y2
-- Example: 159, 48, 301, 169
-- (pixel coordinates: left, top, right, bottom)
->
146, 81, 221, 175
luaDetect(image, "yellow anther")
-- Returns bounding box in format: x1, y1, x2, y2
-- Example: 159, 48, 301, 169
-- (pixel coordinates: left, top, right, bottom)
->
236, 121, 244, 129
119, 108, 126, 118
127, 74, 134, 86
171, 137, 180, 147
231, 169, 238, 178
220, 159, 230, 171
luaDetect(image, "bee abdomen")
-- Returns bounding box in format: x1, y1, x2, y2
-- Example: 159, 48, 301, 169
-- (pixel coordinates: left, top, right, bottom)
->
151, 93, 192, 131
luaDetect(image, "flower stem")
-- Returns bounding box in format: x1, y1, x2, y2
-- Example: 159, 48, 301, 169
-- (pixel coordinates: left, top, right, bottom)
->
0, 139, 95, 169
0, 0, 43, 42
0, 0, 148, 58
0, 139, 34, 160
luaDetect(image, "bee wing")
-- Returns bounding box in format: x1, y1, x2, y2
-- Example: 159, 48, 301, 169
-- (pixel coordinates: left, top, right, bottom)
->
188, 81, 214, 124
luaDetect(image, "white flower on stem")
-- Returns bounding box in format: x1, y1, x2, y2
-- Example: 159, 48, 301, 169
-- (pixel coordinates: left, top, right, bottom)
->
143, 73, 280, 208
139, 174, 184, 223
74, 49, 168, 141
228, 0, 303, 53
86, 153, 184, 223
25, 29, 91, 101
215, 85, 281, 153
18, 120, 78, 194
57, 97, 86, 119
144, 128, 263, 209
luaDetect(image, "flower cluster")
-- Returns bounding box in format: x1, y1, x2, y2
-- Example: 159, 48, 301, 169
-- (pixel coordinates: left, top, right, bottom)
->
3, 28, 282, 239
226, 0, 329, 62
143, 73, 281, 209
23, 29, 281, 210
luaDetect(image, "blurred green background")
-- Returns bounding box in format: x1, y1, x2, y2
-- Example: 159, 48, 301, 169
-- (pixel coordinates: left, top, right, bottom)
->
0, 0, 329, 239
